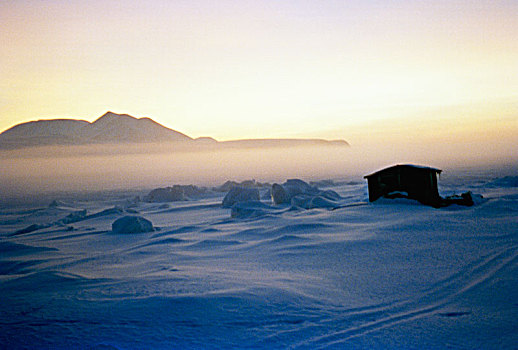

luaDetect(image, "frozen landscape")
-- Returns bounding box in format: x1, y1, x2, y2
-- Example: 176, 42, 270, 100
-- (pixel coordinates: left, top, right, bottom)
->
3, 0, 518, 348
1, 166, 517, 349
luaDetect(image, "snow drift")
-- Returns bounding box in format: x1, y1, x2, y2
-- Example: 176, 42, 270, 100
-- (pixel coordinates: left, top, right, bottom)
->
0, 167, 517, 349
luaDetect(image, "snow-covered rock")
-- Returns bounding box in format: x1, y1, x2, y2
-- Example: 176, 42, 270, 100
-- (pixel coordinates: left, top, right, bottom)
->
112, 216, 154, 234
271, 184, 290, 204
214, 179, 270, 192
144, 187, 185, 202
271, 179, 342, 209
144, 185, 208, 202
271, 179, 319, 204
222, 187, 260, 208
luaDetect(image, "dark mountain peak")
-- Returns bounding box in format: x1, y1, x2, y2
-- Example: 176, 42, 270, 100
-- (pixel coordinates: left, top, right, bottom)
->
86, 111, 192, 142
93, 111, 136, 124
99, 111, 118, 118
93, 112, 175, 132
0, 112, 192, 148
0, 118, 89, 138
99, 111, 130, 118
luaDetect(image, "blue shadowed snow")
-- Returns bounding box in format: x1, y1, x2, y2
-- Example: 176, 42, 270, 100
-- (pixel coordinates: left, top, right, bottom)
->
1, 171, 518, 349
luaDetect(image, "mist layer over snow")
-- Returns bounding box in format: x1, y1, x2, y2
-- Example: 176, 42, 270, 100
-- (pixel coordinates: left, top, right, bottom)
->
1, 168, 517, 348
0, 144, 353, 196
1, 138, 516, 201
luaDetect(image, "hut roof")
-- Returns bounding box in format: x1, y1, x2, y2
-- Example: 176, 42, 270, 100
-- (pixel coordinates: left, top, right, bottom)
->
364, 164, 442, 178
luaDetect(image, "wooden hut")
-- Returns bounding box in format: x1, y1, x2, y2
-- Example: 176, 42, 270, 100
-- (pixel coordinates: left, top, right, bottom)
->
364, 164, 442, 207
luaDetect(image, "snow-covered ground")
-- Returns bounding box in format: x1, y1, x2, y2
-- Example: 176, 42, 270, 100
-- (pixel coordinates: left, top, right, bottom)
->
1, 169, 517, 349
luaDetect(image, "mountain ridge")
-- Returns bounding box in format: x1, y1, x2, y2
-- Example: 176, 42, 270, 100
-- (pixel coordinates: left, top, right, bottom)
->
0, 112, 349, 150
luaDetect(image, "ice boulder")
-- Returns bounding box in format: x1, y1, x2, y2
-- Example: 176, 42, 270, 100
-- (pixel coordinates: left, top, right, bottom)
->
271, 179, 319, 204
271, 184, 290, 204
214, 179, 271, 192
271, 179, 343, 209
112, 216, 154, 234
143, 185, 208, 202
222, 187, 260, 208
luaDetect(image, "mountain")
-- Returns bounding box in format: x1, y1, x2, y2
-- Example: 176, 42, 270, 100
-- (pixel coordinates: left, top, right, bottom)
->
219, 138, 349, 148
0, 119, 90, 148
0, 112, 348, 150
0, 112, 192, 149
81, 112, 191, 143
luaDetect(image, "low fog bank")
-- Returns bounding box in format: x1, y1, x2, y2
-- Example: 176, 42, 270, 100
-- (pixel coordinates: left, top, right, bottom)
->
1, 144, 349, 197
1, 141, 516, 202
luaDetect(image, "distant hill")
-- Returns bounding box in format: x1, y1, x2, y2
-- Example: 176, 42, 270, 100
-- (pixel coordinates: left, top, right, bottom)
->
0, 112, 191, 149
218, 138, 349, 148
0, 112, 349, 150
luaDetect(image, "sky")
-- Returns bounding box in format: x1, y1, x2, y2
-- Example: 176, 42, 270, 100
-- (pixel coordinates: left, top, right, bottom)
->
1, 0, 517, 150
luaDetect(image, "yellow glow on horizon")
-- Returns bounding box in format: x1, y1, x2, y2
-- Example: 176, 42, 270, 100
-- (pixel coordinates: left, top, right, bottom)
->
1, 1, 517, 153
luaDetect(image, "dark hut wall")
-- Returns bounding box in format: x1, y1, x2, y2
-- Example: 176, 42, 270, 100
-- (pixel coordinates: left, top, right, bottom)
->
365, 165, 441, 204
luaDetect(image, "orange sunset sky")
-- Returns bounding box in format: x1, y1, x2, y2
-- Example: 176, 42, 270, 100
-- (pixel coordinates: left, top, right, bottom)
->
1, 1, 517, 155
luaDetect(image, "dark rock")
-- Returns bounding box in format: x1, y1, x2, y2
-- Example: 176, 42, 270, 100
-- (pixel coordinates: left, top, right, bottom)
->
444, 191, 475, 207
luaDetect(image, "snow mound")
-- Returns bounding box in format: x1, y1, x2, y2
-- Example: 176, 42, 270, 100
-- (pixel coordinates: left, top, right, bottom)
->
222, 187, 260, 208
1, 168, 518, 349
291, 193, 341, 209
309, 179, 340, 188
112, 216, 154, 234
230, 200, 284, 219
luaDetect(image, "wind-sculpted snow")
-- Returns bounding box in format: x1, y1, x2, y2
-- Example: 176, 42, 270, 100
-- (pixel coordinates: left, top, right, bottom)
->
230, 200, 287, 219
487, 176, 518, 188
0, 172, 517, 349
